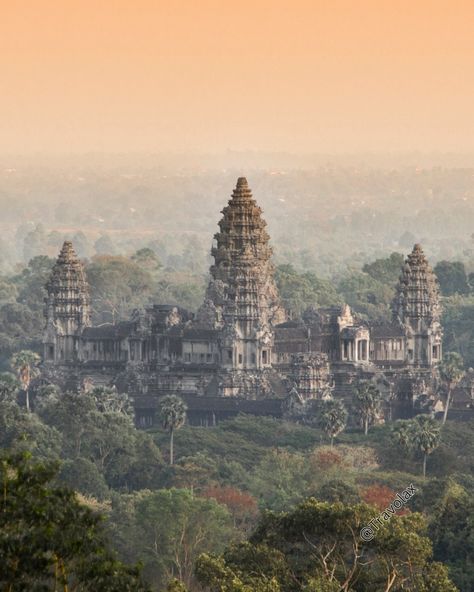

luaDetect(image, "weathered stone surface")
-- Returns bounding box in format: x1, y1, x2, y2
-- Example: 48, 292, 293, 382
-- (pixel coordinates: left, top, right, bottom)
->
41, 183, 445, 424
392, 244, 442, 366
43, 241, 90, 363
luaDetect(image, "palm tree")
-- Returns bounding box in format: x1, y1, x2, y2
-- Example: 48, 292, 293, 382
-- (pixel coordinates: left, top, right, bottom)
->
318, 399, 348, 447
411, 414, 441, 478
10, 350, 41, 412
353, 382, 382, 436
438, 352, 465, 425
391, 420, 413, 453
159, 395, 187, 465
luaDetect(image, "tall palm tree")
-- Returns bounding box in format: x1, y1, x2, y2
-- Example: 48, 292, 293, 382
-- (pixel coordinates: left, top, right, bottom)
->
318, 399, 348, 447
159, 395, 187, 465
10, 350, 41, 412
353, 382, 382, 436
438, 352, 465, 425
412, 414, 441, 478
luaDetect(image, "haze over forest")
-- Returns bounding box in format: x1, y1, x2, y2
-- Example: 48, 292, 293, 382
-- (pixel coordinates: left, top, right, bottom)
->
1, 153, 473, 278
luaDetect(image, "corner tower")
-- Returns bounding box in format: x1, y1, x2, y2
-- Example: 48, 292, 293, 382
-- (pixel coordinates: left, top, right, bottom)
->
392, 244, 442, 366
43, 241, 91, 363
199, 177, 286, 374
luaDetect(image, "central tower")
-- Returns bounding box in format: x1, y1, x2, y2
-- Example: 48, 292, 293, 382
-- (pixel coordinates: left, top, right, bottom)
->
199, 177, 286, 382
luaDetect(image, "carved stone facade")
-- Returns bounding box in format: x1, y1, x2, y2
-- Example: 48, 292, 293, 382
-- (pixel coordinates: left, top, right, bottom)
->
392, 244, 442, 366
43, 241, 91, 364
42, 179, 443, 424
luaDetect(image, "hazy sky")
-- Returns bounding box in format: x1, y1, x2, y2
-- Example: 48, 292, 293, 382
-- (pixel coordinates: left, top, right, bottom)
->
2, 0, 474, 154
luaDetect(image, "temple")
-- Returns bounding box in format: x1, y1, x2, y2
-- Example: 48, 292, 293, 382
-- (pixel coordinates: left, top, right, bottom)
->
42, 178, 443, 425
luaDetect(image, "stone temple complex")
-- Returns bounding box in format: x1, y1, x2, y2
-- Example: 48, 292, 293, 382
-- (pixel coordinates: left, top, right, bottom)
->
42, 178, 443, 426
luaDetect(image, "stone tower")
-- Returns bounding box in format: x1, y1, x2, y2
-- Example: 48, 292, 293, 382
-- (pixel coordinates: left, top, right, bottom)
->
43, 241, 91, 363
392, 244, 442, 366
199, 177, 286, 380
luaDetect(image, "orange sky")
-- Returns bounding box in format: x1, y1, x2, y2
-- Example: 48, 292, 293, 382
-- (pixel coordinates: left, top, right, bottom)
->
1, 0, 474, 154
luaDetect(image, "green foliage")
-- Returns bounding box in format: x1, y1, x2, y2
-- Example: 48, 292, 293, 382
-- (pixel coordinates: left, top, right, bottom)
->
59, 457, 110, 500
0, 400, 62, 460
392, 415, 441, 477
249, 449, 309, 511
315, 479, 361, 504
113, 488, 233, 589
159, 394, 187, 465
197, 498, 457, 592
362, 251, 405, 285
434, 260, 470, 296
275, 264, 342, 317
442, 296, 474, 369
439, 351, 465, 386
0, 371, 20, 403
438, 352, 465, 424
37, 389, 164, 490
0, 453, 151, 591
318, 399, 348, 446
337, 271, 394, 321
86, 255, 153, 323
429, 483, 474, 591
352, 382, 383, 435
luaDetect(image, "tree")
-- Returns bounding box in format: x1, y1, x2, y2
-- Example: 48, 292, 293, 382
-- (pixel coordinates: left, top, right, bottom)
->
90, 386, 134, 416
361, 484, 408, 514
86, 255, 153, 323
412, 414, 441, 478
196, 498, 458, 592
0, 371, 20, 403
201, 485, 259, 530
37, 388, 163, 490
132, 247, 162, 274
362, 252, 405, 285
128, 488, 233, 589
353, 382, 382, 435
316, 480, 360, 505
0, 453, 151, 591
10, 349, 40, 411
318, 399, 348, 446
275, 264, 342, 317
391, 419, 413, 453
438, 351, 465, 425
159, 395, 187, 465
337, 271, 395, 322
0, 401, 62, 460
434, 261, 469, 296
429, 483, 474, 591
392, 416, 441, 478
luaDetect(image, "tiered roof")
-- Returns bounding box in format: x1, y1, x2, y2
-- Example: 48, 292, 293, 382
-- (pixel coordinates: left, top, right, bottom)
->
46, 241, 91, 328
392, 244, 440, 324
203, 177, 285, 328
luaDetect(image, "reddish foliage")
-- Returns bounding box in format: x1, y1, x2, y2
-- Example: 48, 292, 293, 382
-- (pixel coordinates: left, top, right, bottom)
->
313, 449, 343, 470
361, 484, 410, 515
201, 485, 258, 526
